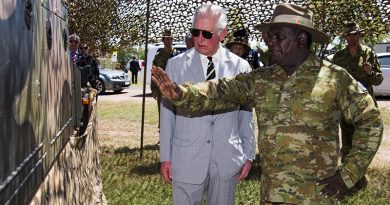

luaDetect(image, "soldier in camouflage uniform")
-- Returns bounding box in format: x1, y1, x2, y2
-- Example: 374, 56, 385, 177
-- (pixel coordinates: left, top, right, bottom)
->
332, 22, 383, 192
151, 29, 180, 127
151, 3, 383, 205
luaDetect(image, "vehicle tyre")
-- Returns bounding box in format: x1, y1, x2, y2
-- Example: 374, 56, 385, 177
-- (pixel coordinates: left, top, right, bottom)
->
95, 79, 105, 94
113, 89, 123, 93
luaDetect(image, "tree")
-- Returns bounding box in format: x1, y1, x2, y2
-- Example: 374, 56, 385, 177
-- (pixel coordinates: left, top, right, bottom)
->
67, 0, 146, 56
307, 0, 390, 53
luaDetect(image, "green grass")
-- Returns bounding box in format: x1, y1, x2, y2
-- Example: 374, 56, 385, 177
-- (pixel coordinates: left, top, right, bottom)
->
100, 101, 390, 205
98, 101, 158, 125
379, 108, 390, 125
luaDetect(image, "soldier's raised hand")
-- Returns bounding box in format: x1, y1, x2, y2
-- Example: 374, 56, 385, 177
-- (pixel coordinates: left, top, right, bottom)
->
151, 65, 182, 101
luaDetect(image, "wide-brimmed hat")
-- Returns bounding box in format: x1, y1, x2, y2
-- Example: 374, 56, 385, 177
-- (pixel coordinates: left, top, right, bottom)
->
342, 22, 364, 35
255, 3, 329, 43
161, 29, 173, 38
225, 36, 251, 54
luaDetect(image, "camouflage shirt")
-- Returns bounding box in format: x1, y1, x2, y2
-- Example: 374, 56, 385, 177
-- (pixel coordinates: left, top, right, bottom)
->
173, 54, 383, 204
151, 48, 179, 93
332, 45, 383, 97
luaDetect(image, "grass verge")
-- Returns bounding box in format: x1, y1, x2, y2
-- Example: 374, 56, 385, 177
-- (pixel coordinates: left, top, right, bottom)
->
99, 100, 390, 204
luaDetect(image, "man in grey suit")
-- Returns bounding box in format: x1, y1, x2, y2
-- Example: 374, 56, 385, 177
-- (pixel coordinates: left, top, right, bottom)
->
159, 3, 256, 205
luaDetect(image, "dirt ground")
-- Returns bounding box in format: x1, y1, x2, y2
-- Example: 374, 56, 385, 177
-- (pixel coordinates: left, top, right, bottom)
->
98, 85, 390, 169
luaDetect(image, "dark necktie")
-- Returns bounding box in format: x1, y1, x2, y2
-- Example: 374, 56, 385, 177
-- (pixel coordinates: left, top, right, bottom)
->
206, 56, 215, 80
72, 52, 77, 64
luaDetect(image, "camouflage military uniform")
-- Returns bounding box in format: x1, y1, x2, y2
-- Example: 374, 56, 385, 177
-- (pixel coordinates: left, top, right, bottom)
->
151, 48, 179, 128
151, 48, 179, 98
332, 45, 383, 97
173, 54, 383, 204
333, 45, 383, 163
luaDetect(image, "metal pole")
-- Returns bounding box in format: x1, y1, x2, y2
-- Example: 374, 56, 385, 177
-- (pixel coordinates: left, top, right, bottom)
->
140, 0, 151, 159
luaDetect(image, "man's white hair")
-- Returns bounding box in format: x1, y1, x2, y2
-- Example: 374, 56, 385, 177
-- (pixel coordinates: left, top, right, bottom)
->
192, 3, 227, 34
69, 34, 80, 42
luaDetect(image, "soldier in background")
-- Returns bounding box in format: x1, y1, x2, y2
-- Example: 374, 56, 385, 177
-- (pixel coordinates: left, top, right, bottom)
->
332, 22, 383, 192
151, 29, 179, 128
225, 36, 251, 61
152, 3, 383, 204
232, 27, 260, 69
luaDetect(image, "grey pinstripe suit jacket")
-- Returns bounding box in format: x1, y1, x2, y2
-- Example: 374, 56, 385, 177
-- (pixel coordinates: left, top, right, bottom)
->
159, 47, 256, 184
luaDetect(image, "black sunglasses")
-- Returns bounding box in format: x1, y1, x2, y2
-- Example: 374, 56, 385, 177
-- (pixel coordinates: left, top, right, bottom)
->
190, 28, 214, 39
69, 40, 79, 44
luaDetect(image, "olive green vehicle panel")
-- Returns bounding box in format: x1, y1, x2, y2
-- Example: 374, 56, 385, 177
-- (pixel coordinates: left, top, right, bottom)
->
0, 0, 73, 204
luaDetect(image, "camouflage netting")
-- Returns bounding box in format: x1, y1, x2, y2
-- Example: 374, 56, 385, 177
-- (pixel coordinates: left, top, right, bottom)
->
125, 0, 390, 43
30, 92, 107, 205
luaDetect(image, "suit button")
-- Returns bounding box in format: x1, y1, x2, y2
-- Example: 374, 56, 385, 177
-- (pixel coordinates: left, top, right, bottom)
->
211, 122, 214, 126
207, 140, 211, 143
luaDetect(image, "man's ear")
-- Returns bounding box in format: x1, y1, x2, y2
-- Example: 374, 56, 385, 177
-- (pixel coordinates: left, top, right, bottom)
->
297, 31, 307, 46
219, 28, 228, 41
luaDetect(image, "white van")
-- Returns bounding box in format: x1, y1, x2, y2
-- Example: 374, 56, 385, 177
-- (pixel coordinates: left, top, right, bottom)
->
140, 43, 187, 84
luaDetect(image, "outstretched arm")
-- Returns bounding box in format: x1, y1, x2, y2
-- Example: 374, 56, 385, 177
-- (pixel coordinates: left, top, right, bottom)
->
151, 65, 182, 101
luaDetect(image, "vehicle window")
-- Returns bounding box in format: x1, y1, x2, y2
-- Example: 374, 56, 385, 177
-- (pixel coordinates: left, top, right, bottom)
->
156, 48, 163, 53
379, 56, 390, 66
175, 47, 187, 54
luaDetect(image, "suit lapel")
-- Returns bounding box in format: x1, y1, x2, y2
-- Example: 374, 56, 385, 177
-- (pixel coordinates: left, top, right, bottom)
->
218, 48, 232, 78
186, 49, 207, 83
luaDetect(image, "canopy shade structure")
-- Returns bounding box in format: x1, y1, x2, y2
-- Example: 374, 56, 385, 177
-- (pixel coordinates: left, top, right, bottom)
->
126, 0, 390, 44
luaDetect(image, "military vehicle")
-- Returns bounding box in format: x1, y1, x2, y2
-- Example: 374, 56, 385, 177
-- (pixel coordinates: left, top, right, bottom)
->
0, 1, 101, 204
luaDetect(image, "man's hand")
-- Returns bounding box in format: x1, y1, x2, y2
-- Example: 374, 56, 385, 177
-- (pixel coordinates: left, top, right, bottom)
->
161, 161, 172, 184
317, 170, 348, 200
151, 65, 182, 101
238, 160, 252, 180
363, 62, 373, 75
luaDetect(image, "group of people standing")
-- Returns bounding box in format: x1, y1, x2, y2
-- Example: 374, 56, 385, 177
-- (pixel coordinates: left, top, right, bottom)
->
151, 2, 383, 205
68, 34, 100, 89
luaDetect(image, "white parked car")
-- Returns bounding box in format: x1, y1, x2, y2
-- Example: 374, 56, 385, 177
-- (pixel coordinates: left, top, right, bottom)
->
326, 52, 390, 96
140, 43, 187, 84
373, 52, 390, 96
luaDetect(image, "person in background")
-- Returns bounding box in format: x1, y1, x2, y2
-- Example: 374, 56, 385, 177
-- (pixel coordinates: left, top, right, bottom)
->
69, 34, 80, 65
225, 35, 251, 60
159, 4, 255, 205
232, 27, 260, 69
78, 43, 100, 89
151, 29, 179, 129
129, 57, 141, 84
332, 22, 383, 193
185, 32, 194, 49
152, 3, 383, 204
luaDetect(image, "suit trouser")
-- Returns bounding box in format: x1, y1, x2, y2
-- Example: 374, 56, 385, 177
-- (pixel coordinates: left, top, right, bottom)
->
131, 72, 138, 84
172, 157, 238, 205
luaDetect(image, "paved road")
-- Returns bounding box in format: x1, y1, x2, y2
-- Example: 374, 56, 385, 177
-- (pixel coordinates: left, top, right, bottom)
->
98, 84, 154, 102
